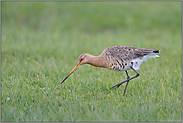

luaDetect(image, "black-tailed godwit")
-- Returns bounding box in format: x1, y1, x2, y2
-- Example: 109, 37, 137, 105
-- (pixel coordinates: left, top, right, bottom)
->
61, 46, 160, 96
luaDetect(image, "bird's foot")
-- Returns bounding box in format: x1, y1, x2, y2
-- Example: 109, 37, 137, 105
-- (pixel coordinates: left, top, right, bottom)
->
109, 84, 120, 90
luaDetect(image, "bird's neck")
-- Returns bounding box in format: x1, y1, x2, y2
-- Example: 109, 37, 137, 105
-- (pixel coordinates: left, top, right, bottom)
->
87, 55, 107, 68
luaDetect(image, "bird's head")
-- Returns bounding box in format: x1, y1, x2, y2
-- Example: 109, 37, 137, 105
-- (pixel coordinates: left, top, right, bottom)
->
77, 53, 89, 65
60, 53, 90, 84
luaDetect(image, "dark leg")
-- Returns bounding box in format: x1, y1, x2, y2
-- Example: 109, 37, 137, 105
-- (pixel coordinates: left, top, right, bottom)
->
109, 66, 140, 91
123, 71, 130, 96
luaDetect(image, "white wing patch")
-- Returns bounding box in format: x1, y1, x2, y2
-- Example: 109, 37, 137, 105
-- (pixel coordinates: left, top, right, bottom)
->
142, 53, 159, 61
131, 53, 159, 70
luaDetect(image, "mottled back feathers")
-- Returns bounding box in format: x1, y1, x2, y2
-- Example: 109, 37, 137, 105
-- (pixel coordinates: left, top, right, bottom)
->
100, 46, 160, 71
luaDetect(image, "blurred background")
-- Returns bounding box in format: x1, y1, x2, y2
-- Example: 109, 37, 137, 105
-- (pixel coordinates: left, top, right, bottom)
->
2, 2, 181, 63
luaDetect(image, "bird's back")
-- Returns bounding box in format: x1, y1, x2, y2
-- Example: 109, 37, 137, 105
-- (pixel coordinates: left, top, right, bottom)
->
100, 46, 160, 71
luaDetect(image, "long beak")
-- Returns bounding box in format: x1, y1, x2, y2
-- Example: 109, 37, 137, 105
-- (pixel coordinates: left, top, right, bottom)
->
61, 63, 80, 84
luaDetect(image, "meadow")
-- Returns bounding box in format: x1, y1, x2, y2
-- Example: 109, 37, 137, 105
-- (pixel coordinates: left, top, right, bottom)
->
1, 1, 182, 122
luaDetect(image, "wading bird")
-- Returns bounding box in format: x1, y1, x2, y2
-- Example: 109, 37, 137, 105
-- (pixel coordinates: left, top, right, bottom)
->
61, 46, 160, 96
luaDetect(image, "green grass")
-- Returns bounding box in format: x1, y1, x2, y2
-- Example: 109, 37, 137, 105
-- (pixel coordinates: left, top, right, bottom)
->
1, 1, 182, 122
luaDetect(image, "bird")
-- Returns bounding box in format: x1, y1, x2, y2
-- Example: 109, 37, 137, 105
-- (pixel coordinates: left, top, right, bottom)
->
61, 46, 160, 96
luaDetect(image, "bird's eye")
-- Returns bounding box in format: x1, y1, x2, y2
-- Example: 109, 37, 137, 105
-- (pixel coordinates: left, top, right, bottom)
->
81, 58, 83, 61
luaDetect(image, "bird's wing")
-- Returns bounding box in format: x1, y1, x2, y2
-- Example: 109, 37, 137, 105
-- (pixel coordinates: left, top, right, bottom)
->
102, 46, 155, 61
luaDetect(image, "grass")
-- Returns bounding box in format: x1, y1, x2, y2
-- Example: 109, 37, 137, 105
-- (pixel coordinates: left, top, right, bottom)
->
1, 1, 182, 122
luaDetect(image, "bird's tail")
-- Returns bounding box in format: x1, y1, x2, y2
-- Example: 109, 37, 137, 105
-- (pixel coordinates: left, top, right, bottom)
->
142, 50, 160, 62
153, 50, 160, 54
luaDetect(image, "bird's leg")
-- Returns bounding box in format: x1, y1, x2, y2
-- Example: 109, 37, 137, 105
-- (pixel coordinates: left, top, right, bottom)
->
109, 71, 130, 90
123, 71, 130, 96
109, 66, 140, 91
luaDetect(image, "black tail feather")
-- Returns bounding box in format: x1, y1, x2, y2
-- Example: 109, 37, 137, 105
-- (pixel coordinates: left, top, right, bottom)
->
153, 50, 160, 53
